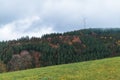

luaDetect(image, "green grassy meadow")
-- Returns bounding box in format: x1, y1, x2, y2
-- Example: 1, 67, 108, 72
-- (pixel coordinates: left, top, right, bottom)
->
0, 57, 120, 80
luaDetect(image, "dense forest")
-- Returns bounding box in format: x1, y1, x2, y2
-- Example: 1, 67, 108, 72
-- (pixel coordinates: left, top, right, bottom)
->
0, 28, 120, 73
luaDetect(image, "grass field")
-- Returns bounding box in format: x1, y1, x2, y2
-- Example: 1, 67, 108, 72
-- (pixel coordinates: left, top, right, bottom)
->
0, 57, 120, 80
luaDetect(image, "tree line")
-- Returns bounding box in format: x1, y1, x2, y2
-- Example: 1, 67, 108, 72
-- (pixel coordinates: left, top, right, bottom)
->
0, 28, 120, 73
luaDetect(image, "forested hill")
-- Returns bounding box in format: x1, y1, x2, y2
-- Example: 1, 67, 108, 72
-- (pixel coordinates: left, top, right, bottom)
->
0, 28, 120, 73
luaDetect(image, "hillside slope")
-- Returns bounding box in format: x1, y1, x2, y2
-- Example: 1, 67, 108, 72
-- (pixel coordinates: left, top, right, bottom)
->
1, 28, 120, 72
0, 57, 120, 80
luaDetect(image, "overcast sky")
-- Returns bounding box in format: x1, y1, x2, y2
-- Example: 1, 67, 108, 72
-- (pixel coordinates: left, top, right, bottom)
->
0, 0, 120, 41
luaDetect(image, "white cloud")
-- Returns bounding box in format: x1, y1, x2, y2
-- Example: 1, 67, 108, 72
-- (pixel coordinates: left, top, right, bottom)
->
0, 0, 120, 40
39, 0, 120, 29
0, 16, 55, 41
